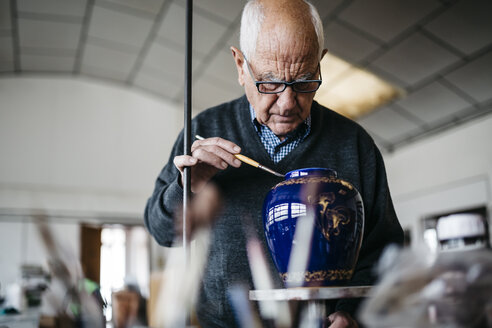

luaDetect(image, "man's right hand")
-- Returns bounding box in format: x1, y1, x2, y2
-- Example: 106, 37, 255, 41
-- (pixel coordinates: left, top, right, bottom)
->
173, 137, 242, 193
328, 311, 358, 328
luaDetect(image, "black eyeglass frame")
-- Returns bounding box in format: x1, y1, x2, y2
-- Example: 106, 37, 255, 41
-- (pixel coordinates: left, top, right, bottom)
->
244, 57, 322, 94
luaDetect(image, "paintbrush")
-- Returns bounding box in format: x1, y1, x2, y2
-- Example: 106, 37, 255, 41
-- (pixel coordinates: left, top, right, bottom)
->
195, 135, 284, 178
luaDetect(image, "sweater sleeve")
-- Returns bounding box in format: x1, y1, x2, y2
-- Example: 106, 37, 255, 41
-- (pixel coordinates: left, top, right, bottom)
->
335, 139, 404, 317
144, 131, 185, 247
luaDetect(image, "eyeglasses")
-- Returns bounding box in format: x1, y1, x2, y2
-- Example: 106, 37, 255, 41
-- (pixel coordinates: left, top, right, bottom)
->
244, 57, 322, 94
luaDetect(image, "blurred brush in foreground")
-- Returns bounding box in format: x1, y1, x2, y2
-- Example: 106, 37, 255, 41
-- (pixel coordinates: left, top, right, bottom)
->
35, 215, 105, 328
175, 183, 223, 244
153, 183, 223, 328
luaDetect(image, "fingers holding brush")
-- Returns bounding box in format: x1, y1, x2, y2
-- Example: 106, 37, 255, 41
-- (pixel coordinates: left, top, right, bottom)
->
195, 135, 285, 178
192, 136, 242, 168
174, 136, 242, 193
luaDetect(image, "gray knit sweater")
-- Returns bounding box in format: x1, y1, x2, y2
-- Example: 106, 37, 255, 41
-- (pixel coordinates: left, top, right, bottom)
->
144, 95, 403, 327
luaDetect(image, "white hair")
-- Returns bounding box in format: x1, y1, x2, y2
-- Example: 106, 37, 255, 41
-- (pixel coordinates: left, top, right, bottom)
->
239, 0, 324, 61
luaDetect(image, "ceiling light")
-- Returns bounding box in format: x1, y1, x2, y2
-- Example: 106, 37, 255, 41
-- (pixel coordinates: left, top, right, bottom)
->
314, 53, 403, 119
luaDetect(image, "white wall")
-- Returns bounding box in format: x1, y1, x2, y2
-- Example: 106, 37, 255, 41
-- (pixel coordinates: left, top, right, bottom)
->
0, 76, 182, 217
384, 113, 492, 241
0, 76, 184, 289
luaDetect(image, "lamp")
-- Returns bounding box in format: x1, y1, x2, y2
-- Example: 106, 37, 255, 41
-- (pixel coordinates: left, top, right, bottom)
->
314, 53, 403, 119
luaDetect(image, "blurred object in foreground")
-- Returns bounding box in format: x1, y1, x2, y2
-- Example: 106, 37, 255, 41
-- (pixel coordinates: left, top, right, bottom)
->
175, 182, 224, 244
245, 216, 292, 328
111, 277, 147, 328
152, 184, 222, 327
228, 284, 262, 328
360, 212, 492, 328
35, 216, 105, 328
112, 289, 141, 328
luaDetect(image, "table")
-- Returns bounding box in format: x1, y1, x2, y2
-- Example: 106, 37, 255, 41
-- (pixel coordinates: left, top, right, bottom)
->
0, 307, 40, 328
250, 286, 372, 327
250, 285, 372, 301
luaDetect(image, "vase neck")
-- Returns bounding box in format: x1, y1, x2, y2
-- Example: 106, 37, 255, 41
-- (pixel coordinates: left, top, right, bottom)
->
285, 168, 337, 180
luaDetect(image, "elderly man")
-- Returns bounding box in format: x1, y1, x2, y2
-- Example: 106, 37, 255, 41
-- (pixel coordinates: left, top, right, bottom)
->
145, 0, 403, 327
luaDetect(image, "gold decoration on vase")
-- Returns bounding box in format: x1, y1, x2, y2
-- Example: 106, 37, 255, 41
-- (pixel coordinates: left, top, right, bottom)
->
308, 192, 352, 241
280, 269, 354, 283
275, 176, 353, 190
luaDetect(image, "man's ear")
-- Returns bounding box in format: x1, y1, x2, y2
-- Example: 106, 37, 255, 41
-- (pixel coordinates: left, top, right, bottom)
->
231, 46, 245, 86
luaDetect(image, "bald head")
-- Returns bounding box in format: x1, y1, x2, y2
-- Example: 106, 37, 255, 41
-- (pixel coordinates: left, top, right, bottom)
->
256, 0, 319, 64
259, 0, 313, 25
239, 0, 324, 62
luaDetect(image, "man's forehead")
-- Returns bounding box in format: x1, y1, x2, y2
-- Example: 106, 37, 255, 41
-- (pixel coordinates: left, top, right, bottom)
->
253, 58, 318, 81
253, 42, 318, 67
254, 48, 317, 65
254, 30, 318, 63
255, 13, 319, 64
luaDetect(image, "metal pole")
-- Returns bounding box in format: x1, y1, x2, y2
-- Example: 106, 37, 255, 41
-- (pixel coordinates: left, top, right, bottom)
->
183, 0, 192, 252
181, 2, 192, 324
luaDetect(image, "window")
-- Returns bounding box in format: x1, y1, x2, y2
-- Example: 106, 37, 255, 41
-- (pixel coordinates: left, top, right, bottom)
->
266, 203, 307, 229
99, 225, 149, 323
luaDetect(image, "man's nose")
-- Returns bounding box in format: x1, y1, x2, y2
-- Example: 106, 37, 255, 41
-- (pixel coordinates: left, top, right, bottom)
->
276, 86, 297, 111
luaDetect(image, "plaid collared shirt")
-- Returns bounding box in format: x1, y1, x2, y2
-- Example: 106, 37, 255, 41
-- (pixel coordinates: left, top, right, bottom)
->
249, 105, 311, 163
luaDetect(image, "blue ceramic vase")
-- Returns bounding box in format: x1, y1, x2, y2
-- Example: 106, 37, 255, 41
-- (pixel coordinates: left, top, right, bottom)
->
262, 168, 364, 287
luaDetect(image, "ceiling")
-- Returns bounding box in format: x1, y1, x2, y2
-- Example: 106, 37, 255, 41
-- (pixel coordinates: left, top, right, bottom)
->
0, 0, 491, 153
